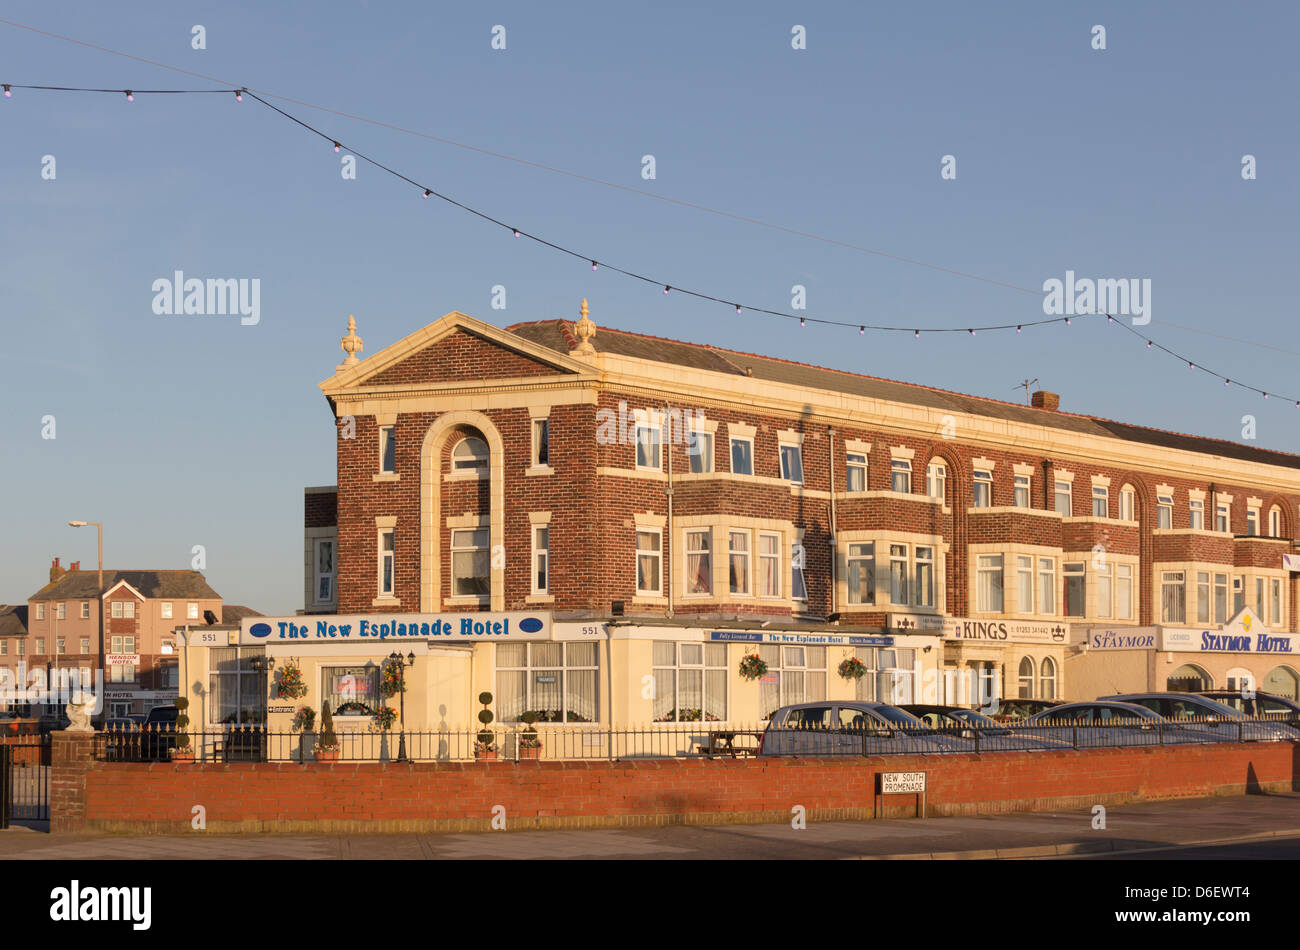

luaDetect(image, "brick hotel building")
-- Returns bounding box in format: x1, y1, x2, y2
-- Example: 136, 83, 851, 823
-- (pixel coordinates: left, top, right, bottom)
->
182, 303, 1300, 746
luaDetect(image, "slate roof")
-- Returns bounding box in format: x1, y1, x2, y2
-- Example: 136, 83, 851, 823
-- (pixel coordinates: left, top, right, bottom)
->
221, 605, 263, 625
505, 319, 1300, 471
0, 605, 28, 637
28, 571, 222, 602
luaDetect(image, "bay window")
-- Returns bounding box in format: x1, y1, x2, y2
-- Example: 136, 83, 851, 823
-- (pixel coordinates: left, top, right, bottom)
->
1064, 562, 1085, 617
729, 531, 751, 595
889, 544, 909, 605
496, 641, 598, 723
758, 645, 827, 719
686, 529, 712, 596
1161, 571, 1186, 624
846, 543, 875, 605
976, 555, 1004, 612
653, 641, 727, 722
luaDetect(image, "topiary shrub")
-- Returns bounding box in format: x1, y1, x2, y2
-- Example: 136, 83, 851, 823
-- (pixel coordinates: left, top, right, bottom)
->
318, 701, 338, 751
173, 696, 191, 751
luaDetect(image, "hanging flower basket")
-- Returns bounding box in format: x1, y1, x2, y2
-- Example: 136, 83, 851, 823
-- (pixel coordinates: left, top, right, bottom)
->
838, 657, 868, 680
274, 661, 308, 700
291, 706, 316, 732
378, 659, 407, 699
373, 706, 398, 730
738, 654, 769, 681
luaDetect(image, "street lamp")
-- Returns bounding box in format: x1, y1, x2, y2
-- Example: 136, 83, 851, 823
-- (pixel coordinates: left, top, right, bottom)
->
388, 651, 415, 762
67, 521, 103, 720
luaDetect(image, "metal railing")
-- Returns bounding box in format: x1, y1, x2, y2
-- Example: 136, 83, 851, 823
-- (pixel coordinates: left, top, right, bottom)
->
90, 713, 1300, 763
1, 735, 51, 825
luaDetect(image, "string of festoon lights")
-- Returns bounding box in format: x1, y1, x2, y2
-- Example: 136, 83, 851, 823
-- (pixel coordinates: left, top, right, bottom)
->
5, 81, 1299, 406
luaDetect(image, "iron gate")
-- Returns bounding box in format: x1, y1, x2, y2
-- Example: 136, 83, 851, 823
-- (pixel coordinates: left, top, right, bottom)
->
0, 735, 51, 827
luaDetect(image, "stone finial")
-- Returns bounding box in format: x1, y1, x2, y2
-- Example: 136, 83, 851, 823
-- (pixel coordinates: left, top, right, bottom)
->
573, 298, 597, 356
338, 315, 364, 372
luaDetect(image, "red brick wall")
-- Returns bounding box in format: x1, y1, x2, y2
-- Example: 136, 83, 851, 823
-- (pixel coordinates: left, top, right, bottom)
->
62, 742, 1299, 834
305, 489, 337, 529
366, 329, 562, 386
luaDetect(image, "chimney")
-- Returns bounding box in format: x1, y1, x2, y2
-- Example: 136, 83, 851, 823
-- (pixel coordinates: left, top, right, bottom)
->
1031, 390, 1060, 411
50, 557, 66, 583
69, 561, 80, 572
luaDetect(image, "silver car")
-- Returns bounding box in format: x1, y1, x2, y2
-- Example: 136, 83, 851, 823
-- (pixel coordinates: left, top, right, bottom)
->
759, 701, 973, 756
1026, 700, 1226, 748
1103, 692, 1297, 742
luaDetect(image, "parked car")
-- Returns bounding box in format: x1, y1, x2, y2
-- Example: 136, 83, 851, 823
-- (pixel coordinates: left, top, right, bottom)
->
759, 701, 973, 756
138, 704, 179, 760
1198, 690, 1300, 723
1101, 692, 1297, 742
1026, 700, 1226, 748
901, 704, 1070, 751
36, 711, 71, 734
984, 698, 1063, 720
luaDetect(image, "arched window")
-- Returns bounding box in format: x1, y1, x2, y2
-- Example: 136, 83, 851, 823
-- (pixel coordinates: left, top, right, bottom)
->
451, 436, 489, 470
1167, 663, 1212, 692
1017, 656, 1036, 699
1038, 656, 1057, 700
1262, 665, 1299, 701
1225, 667, 1254, 693
1269, 505, 1283, 538
925, 460, 946, 501
1119, 485, 1136, 522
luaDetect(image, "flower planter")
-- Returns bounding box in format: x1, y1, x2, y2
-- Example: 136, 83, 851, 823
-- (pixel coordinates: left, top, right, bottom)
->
171, 749, 195, 763
518, 746, 541, 760
474, 750, 499, 762
314, 747, 341, 763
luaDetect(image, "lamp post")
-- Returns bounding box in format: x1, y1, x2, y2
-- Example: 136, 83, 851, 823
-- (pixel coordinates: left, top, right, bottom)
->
67, 521, 103, 722
388, 651, 415, 762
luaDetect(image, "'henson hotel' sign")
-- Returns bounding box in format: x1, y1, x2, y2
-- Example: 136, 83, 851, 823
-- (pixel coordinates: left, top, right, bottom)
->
239, 612, 552, 645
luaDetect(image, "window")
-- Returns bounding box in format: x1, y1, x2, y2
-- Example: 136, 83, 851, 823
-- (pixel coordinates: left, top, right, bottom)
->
685, 529, 712, 596
757, 645, 827, 718
972, 470, 992, 508
1039, 657, 1057, 700
914, 546, 935, 608
1096, 564, 1113, 619
123, 601, 135, 619
1234, 575, 1245, 614
450, 528, 487, 597
889, 544, 909, 605
1092, 487, 1108, 518
56, 602, 66, 620
1271, 578, 1283, 626
1119, 486, 1135, 522
1117, 564, 1134, 620
1161, 571, 1186, 624
36, 603, 45, 620
653, 641, 727, 722
636, 530, 662, 594
111, 602, 122, 619
1215, 502, 1230, 533
874, 648, 917, 705
80, 637, 90, 654
1196, 572, 1211, 624
315, 539, 335, 604
1054, 481, 1072, 516
187, 602, 199, 620
15, 640, 24, 657
57, 638, 66, 655
779, 444, 804, 484
452, 436, 489, 471
1014, 474, 1030, 508
1214, 572, 1229, 624
730, 437, 753, 475
846, 453, 867, 492
80, 602, 89, 620
891, 460, 912, 493
792, 542, 807, 601
687, 430, 713, 474
1017, 556, 1034, 613
1157, 494, 1173, 529
976, 556, 1004, 612
1247, 508, 1259, 537
376, 528, 397, 596
846, 543, 875, 605
161, 601, 172, 619
1064, 562, 1085, 617
926, 461, 947, 501
1038, 558, 1057, 615
531, 526, 549, 595
321, 664, 378, 719
1255, 577, 1266, 618
379, 425, 396, 473
158, 663, 179, 690
532, 419, 549, 467
0, 640, 6, 656
1269, 506, 1282, 538
728, 531, 750, 595
758, 533, 781, 598
635, 422, 661, 470
496, 641, 598, 723
1189, 498, 1204, 530
1018, 657, 1036, 699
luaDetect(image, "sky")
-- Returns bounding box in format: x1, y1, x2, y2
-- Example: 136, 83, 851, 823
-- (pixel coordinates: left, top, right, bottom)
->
2, 1, 1297, 614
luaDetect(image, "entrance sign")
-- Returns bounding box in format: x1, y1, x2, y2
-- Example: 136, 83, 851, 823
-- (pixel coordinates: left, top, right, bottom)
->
240, 612, 552, 645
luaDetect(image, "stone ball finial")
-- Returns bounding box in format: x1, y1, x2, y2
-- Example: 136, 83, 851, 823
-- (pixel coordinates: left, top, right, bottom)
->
573, 298, 597, 357
338, 315, 364, 371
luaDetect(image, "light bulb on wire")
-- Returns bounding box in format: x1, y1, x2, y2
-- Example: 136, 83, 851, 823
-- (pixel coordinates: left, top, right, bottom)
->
125, 90, 133, 102
3, 85, 11, 98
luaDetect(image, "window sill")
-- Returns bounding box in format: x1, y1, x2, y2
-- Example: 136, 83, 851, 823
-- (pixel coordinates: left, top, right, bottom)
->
525, 593, 555, 604
525, 465, 555, 477
445, 596, 489, 607
371, 596, 401, 608
445, 471, 488, 482
632, 594, 668, 605
372, 473, 400, 483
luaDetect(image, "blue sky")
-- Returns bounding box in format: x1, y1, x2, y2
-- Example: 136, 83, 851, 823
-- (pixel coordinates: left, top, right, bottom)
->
2, 1, 1297, 613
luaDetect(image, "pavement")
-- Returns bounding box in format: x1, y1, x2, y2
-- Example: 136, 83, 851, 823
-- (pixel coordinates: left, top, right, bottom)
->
3, 792, 1300, 859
